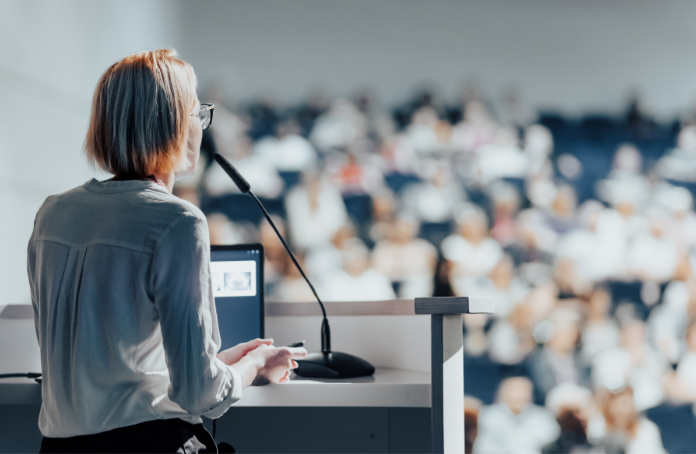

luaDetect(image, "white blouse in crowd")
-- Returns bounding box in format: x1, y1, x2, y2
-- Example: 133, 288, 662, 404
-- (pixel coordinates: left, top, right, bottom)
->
27, 178, 243, 438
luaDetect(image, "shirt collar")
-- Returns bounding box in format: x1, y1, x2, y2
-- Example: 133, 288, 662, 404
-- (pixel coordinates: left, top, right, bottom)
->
83, 178, 170, 194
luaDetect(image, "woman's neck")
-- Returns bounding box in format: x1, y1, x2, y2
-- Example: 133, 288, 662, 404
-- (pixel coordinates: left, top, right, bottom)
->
109, 170, 176, 193
151, 171, 176, 193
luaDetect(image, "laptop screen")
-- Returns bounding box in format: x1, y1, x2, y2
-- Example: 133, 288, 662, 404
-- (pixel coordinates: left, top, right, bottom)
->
210, 244, 264, 352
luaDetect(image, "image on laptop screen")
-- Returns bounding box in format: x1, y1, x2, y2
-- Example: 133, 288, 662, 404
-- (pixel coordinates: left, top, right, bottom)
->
210, 244, 264, 352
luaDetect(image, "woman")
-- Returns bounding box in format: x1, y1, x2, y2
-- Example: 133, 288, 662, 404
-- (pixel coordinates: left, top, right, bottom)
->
27, 49, 306, 453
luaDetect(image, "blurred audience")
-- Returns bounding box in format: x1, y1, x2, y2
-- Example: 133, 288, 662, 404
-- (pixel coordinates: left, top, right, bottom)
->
174, 85, 696, 452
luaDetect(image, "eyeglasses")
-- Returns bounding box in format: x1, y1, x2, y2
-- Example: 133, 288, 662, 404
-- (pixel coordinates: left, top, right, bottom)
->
194, 103, 214, 130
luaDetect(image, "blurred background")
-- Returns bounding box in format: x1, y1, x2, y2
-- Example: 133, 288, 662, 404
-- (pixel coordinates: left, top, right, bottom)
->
5, 1, 696, 452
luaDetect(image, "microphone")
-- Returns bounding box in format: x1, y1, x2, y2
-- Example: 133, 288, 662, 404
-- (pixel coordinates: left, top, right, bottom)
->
213, 153, 375, 378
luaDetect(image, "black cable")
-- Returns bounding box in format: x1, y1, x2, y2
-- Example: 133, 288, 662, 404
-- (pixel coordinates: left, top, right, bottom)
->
0, 373, 42, 379
0, 372, 42, 385
213, 419, 216, 440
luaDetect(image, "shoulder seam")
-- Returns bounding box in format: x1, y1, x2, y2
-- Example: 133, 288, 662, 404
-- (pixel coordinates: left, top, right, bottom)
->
153, 212, 199, 253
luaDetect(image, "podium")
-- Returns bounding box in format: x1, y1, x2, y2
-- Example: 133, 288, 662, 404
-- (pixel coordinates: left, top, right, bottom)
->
0, 297, 493, 453
265, 296, 493, 454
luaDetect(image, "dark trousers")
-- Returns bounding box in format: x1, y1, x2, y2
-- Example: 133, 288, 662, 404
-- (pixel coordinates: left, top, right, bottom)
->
39, 418, 218, 453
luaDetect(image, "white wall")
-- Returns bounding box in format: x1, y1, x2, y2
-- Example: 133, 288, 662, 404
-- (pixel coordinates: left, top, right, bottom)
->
0, 0, 181, 304
3, 0, 696, 304
178, 0, 696, 116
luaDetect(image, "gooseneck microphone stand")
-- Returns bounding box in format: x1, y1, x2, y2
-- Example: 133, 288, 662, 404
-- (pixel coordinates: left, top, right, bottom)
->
214, 153, 375, 378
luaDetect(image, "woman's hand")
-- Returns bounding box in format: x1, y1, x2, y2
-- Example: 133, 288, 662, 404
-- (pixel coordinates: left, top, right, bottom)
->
231, 344, 307, 387
216, 338, 274, 366
249, 345, 308, 386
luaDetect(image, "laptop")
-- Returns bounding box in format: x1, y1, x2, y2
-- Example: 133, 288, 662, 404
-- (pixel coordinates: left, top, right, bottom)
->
210, 244, 265, 352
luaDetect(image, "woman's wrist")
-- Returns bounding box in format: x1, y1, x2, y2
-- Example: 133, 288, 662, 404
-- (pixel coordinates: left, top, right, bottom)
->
231, 354, 264, 388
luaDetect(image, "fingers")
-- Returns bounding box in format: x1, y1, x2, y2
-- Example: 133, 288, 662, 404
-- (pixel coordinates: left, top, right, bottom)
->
278, 369, 292, 384
284, 347, 308, 359
247, 338, 274, 349
256, 356, 298, 386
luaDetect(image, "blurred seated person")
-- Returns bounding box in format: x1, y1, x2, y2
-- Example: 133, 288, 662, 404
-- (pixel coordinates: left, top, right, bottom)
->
497, 86, 537, 130
647, 280, 690, 365
592, 319, 668, 411
285, 172, 349, 250
173, 184, 201, 209
475, 126, 527, 185
523, 124, 554, 179
330, 150, 385, 195
528, 306, 591, 404
654, 124, 696, 183
543, 185, 580, 237
610, 192, 649, 243
596, 143, 651, 209
401, 161, 466, 224
509, 207, 557, 265
556, 201, 627, 285
309, 98, 368, 152
596, 386, 666, 454
379, 131, 419, 175
653, 184, 696, 251
488, 303, 536, 366
488, 282, 559, 365
464, 397, 482, 454
475, 377, 559, 453
451, 256, 529, 318
305, 224, 359, 282
525, 158, 556, 210
542, 384, 600, 454
625, 211, 678, 283
406, 106, 451, 155
319, 240, 396, 302
268, 253, 316, 303
488, 182, 521, 248
260, 216, 288, 291
255, 118, 318, 172
581, 287, 620, 362
450, 101, 497, 154
442, 205, 503, 286
463, 313, 490, 357
665, 322, 696, 401
206, 84, 248, 157
204, 135, 284, 199
368, 188, 396, 243
207, 213, 257, 246
372, 216, 437, 298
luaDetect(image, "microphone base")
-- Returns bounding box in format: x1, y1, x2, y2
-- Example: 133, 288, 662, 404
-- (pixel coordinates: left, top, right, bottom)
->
294, 351, 376, 379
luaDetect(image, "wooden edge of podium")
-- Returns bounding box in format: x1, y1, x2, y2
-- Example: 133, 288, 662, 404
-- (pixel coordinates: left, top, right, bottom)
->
266, 297, 494, 317
2, 297, 495, 320
265, 299, 417, 316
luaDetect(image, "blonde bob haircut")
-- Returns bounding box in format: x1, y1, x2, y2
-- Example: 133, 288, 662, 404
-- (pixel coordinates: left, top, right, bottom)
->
85, 49, 197, 177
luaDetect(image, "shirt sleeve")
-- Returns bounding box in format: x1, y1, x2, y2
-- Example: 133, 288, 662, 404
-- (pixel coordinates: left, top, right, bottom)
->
150, 211, 243, 419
